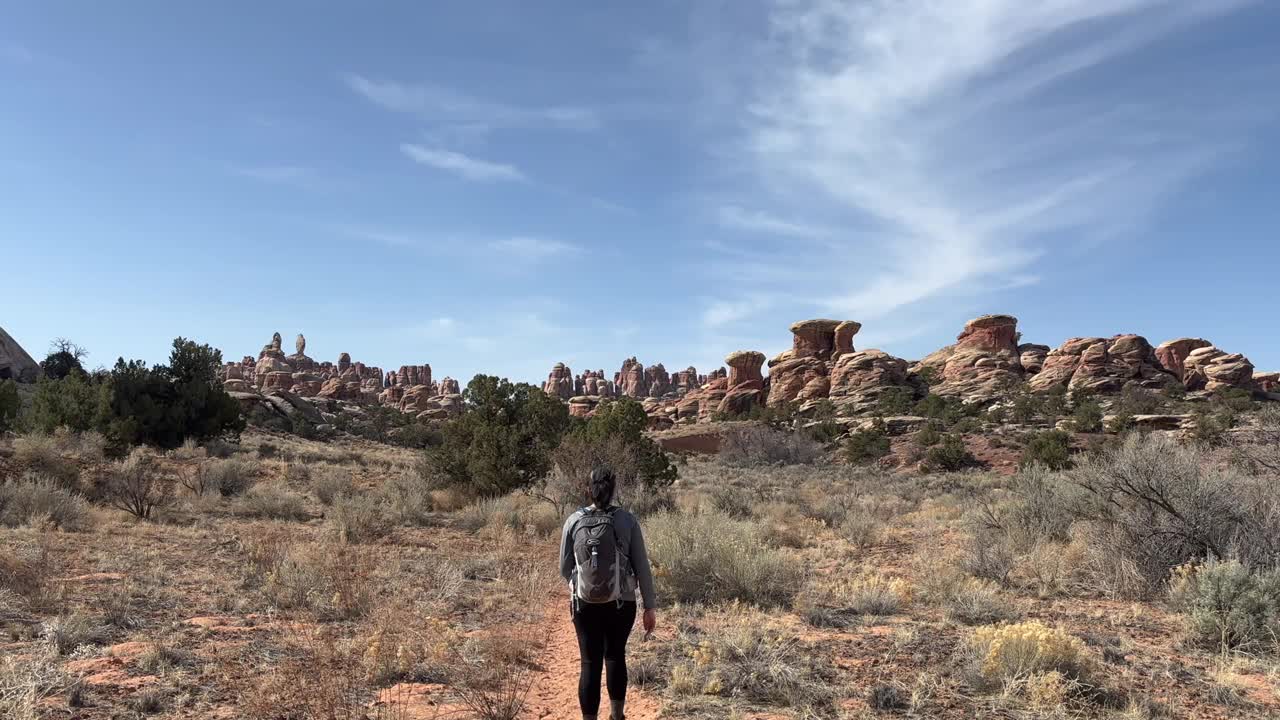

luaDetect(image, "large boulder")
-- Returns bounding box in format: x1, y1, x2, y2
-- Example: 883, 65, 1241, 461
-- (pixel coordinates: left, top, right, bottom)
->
725, 351, 765, 387
917, 315, 1022, 402
0, 326, 40, 382
828, 349, 912, 413
1018, 344, 1050, 375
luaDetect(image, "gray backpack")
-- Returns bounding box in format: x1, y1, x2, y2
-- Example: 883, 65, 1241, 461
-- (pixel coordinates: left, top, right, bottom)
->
572, 507, 623, 605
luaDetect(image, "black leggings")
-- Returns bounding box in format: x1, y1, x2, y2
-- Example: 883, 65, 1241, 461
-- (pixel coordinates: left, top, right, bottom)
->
572, 600, 636, 717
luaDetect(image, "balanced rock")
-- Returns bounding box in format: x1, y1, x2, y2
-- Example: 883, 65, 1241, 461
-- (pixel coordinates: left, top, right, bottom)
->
568, 396, 598, 418
718, 350, 767, 415
725, 351, 765, 387
789, 319, 844, 361
917, 315, 1022, 402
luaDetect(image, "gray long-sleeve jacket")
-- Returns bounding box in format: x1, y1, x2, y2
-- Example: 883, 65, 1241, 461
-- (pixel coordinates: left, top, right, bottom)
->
560, 505, 657, 610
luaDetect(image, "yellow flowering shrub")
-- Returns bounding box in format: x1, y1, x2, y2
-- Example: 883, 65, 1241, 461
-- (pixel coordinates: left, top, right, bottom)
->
969, 621, 1092, 686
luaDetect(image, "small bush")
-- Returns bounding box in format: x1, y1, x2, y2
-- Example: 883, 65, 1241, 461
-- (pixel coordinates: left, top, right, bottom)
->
922, 434, 978, 472
839, 510, 881, 549
709, 484, 755, 519
42, 614, 110, 655
0, 475, 91, 530
327, 493, 394, 544
803, 572, 910, 622
12, 435, 79, 489
0, 379, 18, 432
967, 621, 1092, 689
944, 579, 1019, 626
1020, 430, 1073, 470
312, 466, 355, 505
668, 607, 834, 710
376, 472, 432, 526
646, 511, 802, 607
241, 534, 374, 620
238, 484, 308, 521
1170, 558, 1280, 653
914, 424, 942, 448
845, 422, 891, 464
103, 447, 173, 520
0, 638, 71, 720
185, 457, 257, 497
719, 425, 823, 467
1069, 398, 1104, 433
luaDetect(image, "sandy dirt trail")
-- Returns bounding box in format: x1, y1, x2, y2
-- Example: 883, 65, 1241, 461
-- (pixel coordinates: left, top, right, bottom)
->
520, 594, 662, 720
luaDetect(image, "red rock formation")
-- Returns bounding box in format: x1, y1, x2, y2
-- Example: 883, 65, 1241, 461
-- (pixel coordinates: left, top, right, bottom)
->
1155, 338, 1213, 384
834, 321, 862, 359
828, 349, 912, 413
1183, 347, 1255, 392
718, 351, 767, 415
789, 319, 843, 360
438, 377, 461, 395
1255, 372, 1279, 393
616, 357, 648, 398
544, 363, 574, 401
1018, 344, 1049, 375
915, 315, 1022, 402
766, 356, 827, 409
1028, 335, 1175, 393
645, 364, 672, 397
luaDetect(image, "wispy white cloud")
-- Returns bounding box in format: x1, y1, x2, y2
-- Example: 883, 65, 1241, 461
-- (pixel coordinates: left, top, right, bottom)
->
715, 0, 1256, 325
344, 73, 599, 132
488, 236, 577, 260
702, 295, 775, 329
716, 205, 830, 239
401, 144, 525, 182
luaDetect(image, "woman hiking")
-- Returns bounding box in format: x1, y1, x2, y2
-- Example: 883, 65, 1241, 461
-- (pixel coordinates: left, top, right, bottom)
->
559, 467, 657, 720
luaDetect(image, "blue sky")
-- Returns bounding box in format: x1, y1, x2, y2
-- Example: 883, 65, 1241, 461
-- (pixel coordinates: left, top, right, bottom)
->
4, 1, 1279, 383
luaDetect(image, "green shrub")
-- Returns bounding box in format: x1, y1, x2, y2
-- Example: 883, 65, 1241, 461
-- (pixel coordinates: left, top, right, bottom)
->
875, 386, 915, 415
914, 424, 942, 448
0, 379, 18, 432
645, 511, 802, 607
1115, 386, 1162, 415
424, 375, 571, 497
40, 339, 87, 381
923, 434, 978, 472
1171, 558, 1280, 652
26, 373, 111, 436
845, 421, 891, 464
1020, 430, 1074, 470
1069, 398, 1104, 433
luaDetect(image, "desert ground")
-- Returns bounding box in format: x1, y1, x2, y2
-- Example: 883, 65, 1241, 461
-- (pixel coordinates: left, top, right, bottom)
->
4, 412, 1279, 720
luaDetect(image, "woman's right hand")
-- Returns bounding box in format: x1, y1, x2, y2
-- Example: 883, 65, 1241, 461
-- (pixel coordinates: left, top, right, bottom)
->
642, 608, 656, 635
